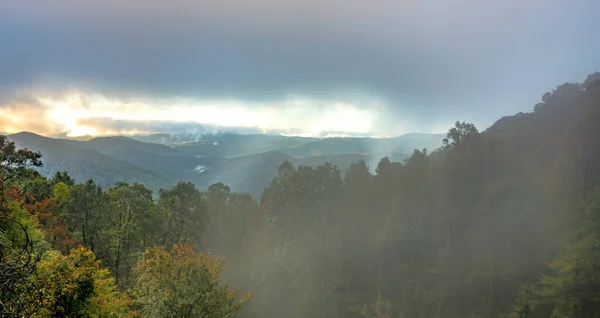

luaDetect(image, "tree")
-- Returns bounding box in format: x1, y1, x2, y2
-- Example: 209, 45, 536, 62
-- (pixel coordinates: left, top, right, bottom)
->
257, 161, 345, 317
0, 211, 44, 317
532, 188, 600, 318
63, 179, 106, 253
105, 182, 156, 286
205, 183, 256, 264
52, 171, 75, 187
442, 121, 480, 148
133, 244, 250, 318
583, 72, 600, 89
30, 246, 132, 318
205, 182, 232, 253
0, 139, 45, 316
157, 182, 207, 247
53, 182, 70, 206
0, 135, 42, 184
7, 184, 79, 253
19, 173, 54, 202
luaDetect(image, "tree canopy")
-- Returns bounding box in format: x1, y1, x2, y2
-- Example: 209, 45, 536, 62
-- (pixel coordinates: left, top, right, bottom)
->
2, 73, 600, 318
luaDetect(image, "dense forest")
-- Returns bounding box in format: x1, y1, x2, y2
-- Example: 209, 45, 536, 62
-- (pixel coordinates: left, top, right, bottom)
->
2, 72, 600, 317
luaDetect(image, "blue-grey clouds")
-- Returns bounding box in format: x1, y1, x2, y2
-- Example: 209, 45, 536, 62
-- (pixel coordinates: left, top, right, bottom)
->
1, 0, 599, 134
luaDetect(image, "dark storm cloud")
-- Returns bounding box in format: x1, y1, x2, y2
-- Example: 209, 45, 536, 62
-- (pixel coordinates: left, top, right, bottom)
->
1, 0, 599, 131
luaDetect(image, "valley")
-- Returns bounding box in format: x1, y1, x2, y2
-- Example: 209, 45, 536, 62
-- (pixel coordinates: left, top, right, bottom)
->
7, 132, 444, 197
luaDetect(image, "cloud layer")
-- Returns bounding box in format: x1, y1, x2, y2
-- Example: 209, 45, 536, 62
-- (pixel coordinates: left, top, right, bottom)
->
1, 91, 385, 137
1, 0, 599, 136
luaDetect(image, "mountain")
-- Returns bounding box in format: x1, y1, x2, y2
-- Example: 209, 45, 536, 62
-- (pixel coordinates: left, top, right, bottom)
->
173, 134, 316, 157
172, 133, 442, 158
195, 151, 293, 195
72, 136, 180, 156
7, 132, 172, 191
129, 133, 202, 146
5, 131, 445, 196
99, 147, 218, 180
278, 133, 443, 157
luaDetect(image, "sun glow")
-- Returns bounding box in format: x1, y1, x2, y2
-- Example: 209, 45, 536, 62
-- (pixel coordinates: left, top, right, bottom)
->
18, 91, 383, 137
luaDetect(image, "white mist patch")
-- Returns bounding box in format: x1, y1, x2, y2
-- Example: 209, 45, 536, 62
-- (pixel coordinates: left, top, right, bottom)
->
213, 142, 219, 146
194, 164, 208, 173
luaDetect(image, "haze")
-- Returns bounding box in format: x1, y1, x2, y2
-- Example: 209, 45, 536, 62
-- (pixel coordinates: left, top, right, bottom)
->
4, 1, 600, 318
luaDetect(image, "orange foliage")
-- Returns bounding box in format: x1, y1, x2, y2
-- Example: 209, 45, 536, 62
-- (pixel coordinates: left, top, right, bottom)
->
5, 186, 80, 253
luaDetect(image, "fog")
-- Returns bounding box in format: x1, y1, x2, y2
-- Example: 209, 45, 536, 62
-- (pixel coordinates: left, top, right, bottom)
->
3, 72, 600, 318
2, 0, 600, 317
194, 73, 600, 318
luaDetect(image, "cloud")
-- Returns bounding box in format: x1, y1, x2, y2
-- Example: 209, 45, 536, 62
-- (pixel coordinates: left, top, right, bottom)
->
0, 90, 392, 137
1, 0, 599, 134
0, 96, 57, 135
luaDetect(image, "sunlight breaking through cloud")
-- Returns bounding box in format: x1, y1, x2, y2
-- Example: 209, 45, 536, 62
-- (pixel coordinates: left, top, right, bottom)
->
2, 90, 387, 138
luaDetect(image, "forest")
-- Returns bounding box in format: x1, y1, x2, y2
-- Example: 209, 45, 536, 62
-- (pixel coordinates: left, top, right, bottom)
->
2, 72, 600, 317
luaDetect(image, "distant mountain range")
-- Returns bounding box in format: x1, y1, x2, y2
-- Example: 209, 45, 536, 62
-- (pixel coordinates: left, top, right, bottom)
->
7, 132, 444, 197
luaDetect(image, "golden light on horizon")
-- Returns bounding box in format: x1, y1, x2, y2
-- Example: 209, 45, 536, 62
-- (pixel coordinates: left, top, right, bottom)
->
1, 91, 384, 138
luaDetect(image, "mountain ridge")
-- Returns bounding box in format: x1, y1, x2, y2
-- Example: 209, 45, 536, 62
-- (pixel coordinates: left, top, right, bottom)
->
7, 132, 172, 191
4, 131, 445, 196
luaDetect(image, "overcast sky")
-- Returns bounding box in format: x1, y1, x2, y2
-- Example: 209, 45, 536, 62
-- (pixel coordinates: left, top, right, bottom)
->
1, 0, 599, 137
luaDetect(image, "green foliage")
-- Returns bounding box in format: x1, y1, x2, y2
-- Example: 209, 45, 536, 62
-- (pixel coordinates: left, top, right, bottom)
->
53, 182, 70, 205
104, 182, 156, 287
529, 188, 600, 318
30, 246, 132, 318
0, 206, 44, 316
133, 244, 250, 318
1, 137, 45, 316
0, 135, 42, 184
6, 132, 172, 192
442, 121, 479, 148
52, 171, 75, 187
62, 179, 106, 252
20, 174, 54, 202
157, 182, 207, 247
1, 200, 45, 250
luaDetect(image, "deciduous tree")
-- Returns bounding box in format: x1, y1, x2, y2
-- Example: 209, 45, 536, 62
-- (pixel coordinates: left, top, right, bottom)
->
133, 244, 250, 318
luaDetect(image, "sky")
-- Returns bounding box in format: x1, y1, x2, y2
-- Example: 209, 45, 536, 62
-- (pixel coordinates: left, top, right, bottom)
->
1, 0, 599, 138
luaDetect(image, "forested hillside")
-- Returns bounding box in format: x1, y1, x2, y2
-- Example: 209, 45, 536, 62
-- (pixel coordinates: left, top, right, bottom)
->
2, 72, 600, 317
7, 132, 443, 196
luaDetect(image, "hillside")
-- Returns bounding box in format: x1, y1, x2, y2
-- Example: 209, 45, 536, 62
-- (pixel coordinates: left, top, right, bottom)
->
76, 136, 180, 156
173, 134, 317, 157
173, 133, 443, 158
100, 147, 221, 181
129, 133, 186, 145
4, 131, 445, 195
7, 132, 172, 191
279, 133, 443, 157
194, 151, 294, 195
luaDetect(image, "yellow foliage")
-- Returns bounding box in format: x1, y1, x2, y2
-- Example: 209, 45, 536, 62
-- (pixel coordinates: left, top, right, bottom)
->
134, 244, 251, 318
52, 182, 70, 205
30, 246, 133, 317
